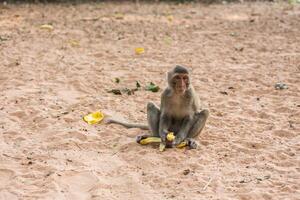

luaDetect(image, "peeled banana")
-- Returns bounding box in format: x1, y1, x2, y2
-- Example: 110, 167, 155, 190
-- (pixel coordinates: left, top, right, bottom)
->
136, 132, 188, 151
166, 132, 175, 141
138, 137, 161, 145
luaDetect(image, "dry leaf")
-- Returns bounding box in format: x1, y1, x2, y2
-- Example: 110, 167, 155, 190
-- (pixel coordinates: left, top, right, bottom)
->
40, 24, 54, 31
136, 81, 141, 88
68, 39, 80, 47
114, 13, 124, 20
114, 78, 120, 83
108, 89, 122, 95
167, 15, 174, 22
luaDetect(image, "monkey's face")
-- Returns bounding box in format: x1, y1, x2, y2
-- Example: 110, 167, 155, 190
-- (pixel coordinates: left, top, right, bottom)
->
172, 73, 189, 95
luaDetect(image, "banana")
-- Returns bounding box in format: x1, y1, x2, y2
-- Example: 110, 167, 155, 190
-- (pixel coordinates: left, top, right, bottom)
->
166, 132, 175, 141
137, 132, 189, 150
138, 137, 161, 145
138, 132, 174, 145
176, 141, 188, 148
159, 143, 166, 152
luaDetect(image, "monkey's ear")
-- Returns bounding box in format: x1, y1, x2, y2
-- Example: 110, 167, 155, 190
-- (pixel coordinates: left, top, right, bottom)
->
167, 70, 174, 87
167, 71, 171, 83
167, 71, 172, 80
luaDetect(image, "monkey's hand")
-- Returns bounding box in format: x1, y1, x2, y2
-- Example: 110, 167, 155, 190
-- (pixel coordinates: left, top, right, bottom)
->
159, 130, 168, 144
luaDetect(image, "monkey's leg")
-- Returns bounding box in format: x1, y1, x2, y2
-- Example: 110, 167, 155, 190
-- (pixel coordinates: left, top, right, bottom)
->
147, 102, 161, 137
186, 109, 209, 149
188, 109, 209, 138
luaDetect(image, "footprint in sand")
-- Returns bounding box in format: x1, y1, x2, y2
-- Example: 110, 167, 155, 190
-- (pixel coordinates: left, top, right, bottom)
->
56, 171, 99, 199
2, 131, 20, 144
9, 110, 27, 120
273, 130, 296, 138
0, 169, 15, 189
56, 131, 87, 142
0, 191, 18, 200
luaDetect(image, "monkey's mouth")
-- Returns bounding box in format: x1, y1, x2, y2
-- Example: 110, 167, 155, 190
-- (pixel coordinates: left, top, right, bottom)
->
176, 89, 185, 95
176, 88, 186, 94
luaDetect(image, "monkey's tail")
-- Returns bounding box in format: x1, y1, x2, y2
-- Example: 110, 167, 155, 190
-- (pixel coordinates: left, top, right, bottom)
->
106, 119, 149, 130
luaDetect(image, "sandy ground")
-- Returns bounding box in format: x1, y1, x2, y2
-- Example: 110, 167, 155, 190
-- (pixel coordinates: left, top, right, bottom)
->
0, 1, 299, 200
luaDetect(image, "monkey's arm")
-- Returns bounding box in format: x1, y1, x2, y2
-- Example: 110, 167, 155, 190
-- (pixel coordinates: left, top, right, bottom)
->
158, 90, 172, 142
158, 113, 171, 143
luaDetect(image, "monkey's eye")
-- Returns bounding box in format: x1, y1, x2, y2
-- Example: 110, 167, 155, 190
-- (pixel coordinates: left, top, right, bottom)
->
174, 76, 181, 80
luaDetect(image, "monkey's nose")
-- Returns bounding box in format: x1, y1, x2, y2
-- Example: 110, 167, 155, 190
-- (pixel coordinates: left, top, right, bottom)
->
178, 80, 184, 87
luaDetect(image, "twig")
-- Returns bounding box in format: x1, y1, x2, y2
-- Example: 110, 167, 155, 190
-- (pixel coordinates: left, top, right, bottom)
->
2, 153, 21, 160
81, 17, 100, 21
74, 142, 83, 150
202, 176, 213, 191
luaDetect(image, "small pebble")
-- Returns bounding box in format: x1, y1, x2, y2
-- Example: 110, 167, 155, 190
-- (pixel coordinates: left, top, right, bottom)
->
220, 91, 228, 95
275, 83, 288, 90
183, 169, 190, 175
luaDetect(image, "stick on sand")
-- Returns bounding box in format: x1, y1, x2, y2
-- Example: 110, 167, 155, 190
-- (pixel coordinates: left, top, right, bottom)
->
202, 176, 213, 191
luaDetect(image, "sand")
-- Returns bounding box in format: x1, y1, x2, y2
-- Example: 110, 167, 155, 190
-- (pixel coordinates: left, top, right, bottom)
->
0, 1, 299, 200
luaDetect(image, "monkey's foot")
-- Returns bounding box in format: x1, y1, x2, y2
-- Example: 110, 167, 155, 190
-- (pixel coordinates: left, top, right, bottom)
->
136, 135, 149, 143
187, 138, 199, 149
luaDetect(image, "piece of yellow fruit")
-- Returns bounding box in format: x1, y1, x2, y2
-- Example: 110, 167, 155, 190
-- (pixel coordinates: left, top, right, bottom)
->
83, 111, 104, 125
159, 143, 166, 152
176, 141, 188, 148
114, 13, 124, 20
68, 39, 80, 47
164, 36, 172, 45
167, 15, 173, 22
135, 47, 145, 55
40, 24, 54, 31
139, 137, 161, 145
166, 132, 175, 141
137, 132, 189, 150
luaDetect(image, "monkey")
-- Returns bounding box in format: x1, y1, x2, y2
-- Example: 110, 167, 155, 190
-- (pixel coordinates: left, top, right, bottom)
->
106, 65, 209, 149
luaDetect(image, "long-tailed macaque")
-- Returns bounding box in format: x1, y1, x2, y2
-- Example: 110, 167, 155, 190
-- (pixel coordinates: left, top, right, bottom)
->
107, 65, 209, 148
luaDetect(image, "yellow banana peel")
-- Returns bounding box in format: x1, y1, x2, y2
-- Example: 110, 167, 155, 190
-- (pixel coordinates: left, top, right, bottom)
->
137, 132, 188, 150
159, 143, 166, 152
83, 111, 104, 125
176, 141, 188, 148
139, 137, 161, 145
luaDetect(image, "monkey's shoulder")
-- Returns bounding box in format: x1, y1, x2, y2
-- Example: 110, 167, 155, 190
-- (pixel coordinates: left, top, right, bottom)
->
184, 88, 194, 99
181, 89, 202, 112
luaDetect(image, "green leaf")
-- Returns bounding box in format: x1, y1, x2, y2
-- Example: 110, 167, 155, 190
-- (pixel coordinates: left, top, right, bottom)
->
145, 82, 160, 92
